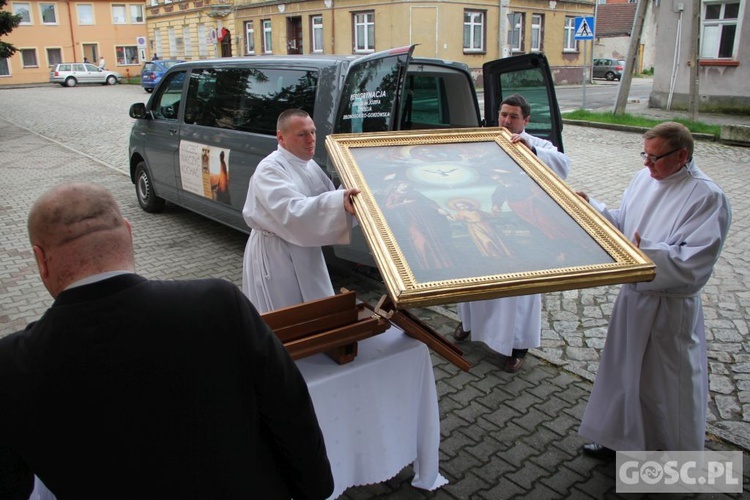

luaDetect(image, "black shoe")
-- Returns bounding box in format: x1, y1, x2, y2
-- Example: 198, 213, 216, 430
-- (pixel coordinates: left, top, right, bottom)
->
504, 356, 525, 373
453, 324, 470, 341
581, 442, 616, 460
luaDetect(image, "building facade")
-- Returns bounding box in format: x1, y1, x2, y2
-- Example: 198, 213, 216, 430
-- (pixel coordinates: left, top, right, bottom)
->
1, 0, 147, 84
145, 0, 596, 86
594, 1, 657, 74
651, 0, 748, 113
2, 0, 599, 85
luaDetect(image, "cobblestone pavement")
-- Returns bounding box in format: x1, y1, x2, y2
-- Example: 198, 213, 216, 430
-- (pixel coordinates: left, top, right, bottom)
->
1, 85, 749, 498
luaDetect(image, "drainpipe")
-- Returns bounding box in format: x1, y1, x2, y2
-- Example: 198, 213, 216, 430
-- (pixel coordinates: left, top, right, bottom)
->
66, 0, 78, 61
667, 8, 684, 110
330, 0, 335, 55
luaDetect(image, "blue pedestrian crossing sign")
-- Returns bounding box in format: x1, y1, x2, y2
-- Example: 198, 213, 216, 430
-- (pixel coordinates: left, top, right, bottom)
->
574, 17, 595, 40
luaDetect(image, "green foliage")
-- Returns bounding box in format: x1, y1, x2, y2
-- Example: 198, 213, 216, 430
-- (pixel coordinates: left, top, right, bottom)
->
562, 109, 721, 138
0, 0, 22, 58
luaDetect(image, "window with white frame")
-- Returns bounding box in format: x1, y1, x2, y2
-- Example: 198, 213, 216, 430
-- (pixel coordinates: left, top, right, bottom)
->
262, 19, 272, 53
40, 3, 57, 24
311, 15, 323, 53
353, 11, 374, 53
154, 29, 163, 57
77, 4, 94, 24
183, 26, 192, 58
531, 14, 543, 51
508, 12, 524, 52
46, 47, 62, 66
463, 10, 485, 52
0, 58, 10, 76
21, 48, 38, 67
245, 21, 255, 54
112, 4, 127, 24
701, 1, 741, 59
13, 2, 32, 24
168, 27, 176, 57
116, 45, 139, 64
563, 17, 577, 51
198, 24, 207, 56
130, 4, 144, 23
150, 0, 157, 5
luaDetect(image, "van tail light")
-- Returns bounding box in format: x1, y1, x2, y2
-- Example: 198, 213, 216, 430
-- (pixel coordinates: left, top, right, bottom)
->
55, 71, 60, 76
616, 65, 624, 71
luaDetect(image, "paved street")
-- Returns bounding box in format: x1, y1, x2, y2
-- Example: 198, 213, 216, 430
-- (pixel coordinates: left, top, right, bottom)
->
1, 84, 749, 498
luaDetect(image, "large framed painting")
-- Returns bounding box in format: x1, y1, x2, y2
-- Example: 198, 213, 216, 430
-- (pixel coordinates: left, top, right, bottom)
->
325, 128, 655, 309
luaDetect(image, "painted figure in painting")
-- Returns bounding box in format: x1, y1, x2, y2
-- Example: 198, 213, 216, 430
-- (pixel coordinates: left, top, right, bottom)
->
447, 198, 512, 259
383, 180, 454, 271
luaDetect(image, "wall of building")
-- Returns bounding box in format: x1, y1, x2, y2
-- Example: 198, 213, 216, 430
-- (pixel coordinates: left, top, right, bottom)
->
233, 0, 596, 86
1, 0, 146, 85
651, 0, 750, 112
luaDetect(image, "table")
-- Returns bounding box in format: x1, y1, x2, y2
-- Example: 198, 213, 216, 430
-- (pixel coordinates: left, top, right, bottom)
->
296, 326, 448, 499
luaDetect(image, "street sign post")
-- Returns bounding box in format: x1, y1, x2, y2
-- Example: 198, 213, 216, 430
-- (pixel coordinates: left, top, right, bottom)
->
575, 16, 596, 109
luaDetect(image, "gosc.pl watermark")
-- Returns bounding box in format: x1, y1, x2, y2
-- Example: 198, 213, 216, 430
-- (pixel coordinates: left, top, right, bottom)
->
616, 450, 743, 493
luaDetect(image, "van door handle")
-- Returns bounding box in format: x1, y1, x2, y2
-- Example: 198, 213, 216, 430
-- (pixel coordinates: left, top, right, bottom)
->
169, 127, 178, 135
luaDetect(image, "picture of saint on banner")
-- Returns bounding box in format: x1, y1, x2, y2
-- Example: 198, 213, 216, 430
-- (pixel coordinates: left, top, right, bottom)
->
325, 128, 655, 308
178, 140, 232, 205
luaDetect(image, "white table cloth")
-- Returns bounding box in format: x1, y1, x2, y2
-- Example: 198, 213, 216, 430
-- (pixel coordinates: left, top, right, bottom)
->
296, 326, 448, 499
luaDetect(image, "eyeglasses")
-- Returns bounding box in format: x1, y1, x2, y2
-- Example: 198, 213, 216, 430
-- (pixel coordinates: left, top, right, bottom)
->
640, 148, 681, 163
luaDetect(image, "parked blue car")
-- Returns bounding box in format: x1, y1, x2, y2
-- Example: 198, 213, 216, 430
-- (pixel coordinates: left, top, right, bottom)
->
141, 59, 185, 92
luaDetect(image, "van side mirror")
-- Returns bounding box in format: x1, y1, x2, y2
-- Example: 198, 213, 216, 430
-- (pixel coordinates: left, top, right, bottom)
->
129, 103, 148, 119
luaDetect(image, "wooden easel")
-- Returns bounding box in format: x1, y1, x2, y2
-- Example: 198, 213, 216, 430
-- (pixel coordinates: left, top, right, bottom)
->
261, 289, 471, 371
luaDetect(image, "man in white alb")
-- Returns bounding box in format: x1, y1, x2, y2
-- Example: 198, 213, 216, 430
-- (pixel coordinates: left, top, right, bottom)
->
241, 109, 359, 313
453, 94, 571, 373
578, 122, 731, 457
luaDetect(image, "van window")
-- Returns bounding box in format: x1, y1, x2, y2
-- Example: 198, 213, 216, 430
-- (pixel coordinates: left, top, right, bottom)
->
151, 71, 186, 120
335, 57, 403, 134
400, 68, 479, 130
403, 75, 447, 127
498, 67, 553, 140
183, 67, 317, 135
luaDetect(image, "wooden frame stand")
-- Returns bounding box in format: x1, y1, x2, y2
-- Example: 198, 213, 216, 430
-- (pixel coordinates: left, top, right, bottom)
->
261, 290, 389, 365
262, 289, 471, 371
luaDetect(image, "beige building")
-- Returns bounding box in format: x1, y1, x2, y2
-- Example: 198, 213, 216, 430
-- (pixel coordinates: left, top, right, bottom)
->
147, 0, 595, 85
2, 0, 597, 85
1, 0, 147, 85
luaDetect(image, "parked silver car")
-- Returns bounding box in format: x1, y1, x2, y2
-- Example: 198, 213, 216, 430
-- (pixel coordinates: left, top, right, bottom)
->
592, 58, 625, 81
49, 63, 122, 87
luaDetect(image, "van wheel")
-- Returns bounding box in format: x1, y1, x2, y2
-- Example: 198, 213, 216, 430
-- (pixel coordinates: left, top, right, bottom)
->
106, 75, 117, 85
65, 77, 77, 87
135, 162, 165, 213
145, 88, 153, 93
605, 71, 616, 81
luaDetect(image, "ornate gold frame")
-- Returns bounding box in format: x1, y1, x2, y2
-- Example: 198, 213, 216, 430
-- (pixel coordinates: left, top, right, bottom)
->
326, 128, 655, 308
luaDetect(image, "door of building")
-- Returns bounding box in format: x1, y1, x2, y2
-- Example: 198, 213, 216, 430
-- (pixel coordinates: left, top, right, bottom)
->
287, 17, 303, 54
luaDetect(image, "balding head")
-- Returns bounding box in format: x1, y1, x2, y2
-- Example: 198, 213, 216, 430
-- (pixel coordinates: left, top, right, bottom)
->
28, 183, 134, 298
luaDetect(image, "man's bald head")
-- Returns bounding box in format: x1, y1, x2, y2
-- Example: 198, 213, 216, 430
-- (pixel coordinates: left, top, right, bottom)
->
28, 183, 134, 298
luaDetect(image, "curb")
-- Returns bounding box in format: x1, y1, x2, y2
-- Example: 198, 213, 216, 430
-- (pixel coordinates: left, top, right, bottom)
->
563, 118, 717, 142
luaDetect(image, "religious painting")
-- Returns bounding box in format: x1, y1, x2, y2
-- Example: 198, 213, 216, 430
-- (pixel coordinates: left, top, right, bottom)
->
325, 127, 655, 308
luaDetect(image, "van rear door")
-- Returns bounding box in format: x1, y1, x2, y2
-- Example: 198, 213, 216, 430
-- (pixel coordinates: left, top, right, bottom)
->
483, 53, 564, 151
333, 45, 415, 134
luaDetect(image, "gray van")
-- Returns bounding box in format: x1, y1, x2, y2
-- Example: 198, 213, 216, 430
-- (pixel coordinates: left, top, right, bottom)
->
128, 45, 562, 265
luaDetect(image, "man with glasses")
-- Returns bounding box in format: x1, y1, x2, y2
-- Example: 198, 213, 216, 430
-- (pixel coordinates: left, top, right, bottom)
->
577, 122, 732, 457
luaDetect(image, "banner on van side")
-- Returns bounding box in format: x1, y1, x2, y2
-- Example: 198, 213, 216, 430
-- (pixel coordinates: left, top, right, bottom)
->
179, 140, 232, 205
